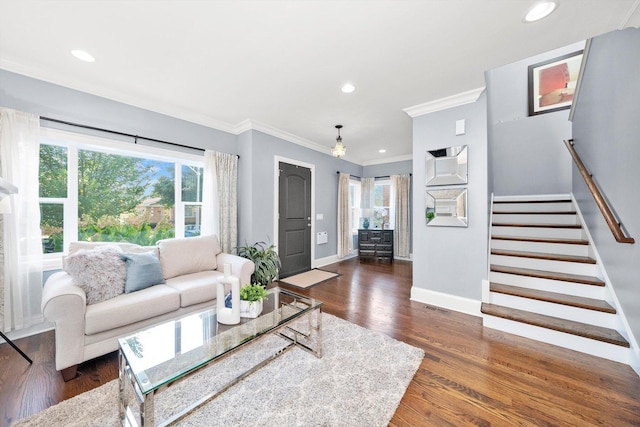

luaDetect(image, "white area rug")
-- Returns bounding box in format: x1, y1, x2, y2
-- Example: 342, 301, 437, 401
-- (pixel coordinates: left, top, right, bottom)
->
279, 269, 340, 289
14, 314, 423, 427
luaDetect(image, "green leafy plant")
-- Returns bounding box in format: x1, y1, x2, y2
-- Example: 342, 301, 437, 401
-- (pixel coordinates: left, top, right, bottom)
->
235, 241, 281, 286
239, 283, 269, 304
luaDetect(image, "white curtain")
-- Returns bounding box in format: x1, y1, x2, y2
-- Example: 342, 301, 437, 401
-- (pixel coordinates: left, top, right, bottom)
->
202, 151, 217, 238
202, 150, 238, 253
392, 174, 411, 258
360, 177, 374, 225
361, 177, 374, 209
0, 108, 43, 332
337, 173, 350, 258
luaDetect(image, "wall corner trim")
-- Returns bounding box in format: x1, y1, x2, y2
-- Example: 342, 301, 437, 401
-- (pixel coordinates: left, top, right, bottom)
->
403, 87, 486, 118
410, 286, 482, 317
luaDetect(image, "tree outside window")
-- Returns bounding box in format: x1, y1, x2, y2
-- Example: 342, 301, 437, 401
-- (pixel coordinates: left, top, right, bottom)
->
39, 137, 204, 254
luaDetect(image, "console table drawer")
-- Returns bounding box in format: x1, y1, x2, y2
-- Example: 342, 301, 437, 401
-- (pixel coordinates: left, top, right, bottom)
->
358, 229, 394, 262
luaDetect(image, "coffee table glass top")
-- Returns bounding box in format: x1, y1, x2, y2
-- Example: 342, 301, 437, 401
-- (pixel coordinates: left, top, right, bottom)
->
118, 287, 321, 394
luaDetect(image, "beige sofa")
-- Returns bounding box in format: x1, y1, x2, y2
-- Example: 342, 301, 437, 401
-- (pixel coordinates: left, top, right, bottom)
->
41, 235, 254, 381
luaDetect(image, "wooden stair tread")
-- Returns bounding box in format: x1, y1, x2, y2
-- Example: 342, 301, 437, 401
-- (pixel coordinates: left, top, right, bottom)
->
493, 210, 576, 215
491, 249, 596, 264
481, 303, 629, 347
490, 283, 616, 313
492, 223, 581, 229
490, 265, 605, 286
493, 200, 571, 204
491, 235, 589, 245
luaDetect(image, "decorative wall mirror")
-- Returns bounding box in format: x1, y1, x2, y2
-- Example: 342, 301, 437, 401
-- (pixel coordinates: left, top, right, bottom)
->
425, 188, 468, 227
425, 145, 468, 186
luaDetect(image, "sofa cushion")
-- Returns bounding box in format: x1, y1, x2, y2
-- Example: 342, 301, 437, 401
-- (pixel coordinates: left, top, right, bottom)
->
121, 252, 165, 293
64, 245, 126, 305
85, 284, 180, 335
157, 235, 222, 280
165, 270, 223, 307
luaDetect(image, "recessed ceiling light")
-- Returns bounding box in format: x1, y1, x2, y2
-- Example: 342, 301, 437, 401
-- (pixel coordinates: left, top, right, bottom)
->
378, 149, 386, 153
71, 49, 95, 62
341, 83, 355, 93
524, 1, 557, 22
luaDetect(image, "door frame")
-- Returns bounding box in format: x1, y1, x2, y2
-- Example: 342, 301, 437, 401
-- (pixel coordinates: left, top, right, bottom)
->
273, 155, 316, 270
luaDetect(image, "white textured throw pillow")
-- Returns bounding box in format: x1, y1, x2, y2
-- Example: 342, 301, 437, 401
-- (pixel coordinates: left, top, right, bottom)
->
157, 235, 221, 280
64, 245, 127, 305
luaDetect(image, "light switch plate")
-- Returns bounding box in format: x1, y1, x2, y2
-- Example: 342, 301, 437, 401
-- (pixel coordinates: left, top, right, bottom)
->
455, 119, 465, 136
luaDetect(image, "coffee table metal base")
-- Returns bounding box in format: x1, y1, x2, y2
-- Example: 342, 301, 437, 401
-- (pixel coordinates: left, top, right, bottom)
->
119, 306, 322, 427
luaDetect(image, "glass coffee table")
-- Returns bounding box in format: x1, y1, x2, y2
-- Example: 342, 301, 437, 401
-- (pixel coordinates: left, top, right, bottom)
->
118, 287, 322, 426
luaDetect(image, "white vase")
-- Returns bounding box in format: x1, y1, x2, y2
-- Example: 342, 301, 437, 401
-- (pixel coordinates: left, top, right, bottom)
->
240, 299, 263, 318
216, 276, 240, 325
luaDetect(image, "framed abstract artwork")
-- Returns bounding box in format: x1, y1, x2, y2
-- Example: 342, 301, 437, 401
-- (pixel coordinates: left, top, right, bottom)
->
528, 50, 583, 116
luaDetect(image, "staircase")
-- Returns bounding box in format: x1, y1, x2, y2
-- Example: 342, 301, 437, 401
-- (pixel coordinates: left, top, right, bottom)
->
482, 195, 631, 363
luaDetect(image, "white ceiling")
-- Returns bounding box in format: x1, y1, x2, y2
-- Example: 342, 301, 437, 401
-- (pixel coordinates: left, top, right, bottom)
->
1, 1, 639, 165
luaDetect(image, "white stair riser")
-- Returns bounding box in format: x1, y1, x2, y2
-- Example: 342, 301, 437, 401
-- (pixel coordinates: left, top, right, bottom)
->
491, 226, 584, 239
483, 315, 629, 364
493, 202, 574, 212
490, 254, 600, 277
490, 239, 590, 257
492, 213, 578, 225
489, 272, 605, 300
488, 293, 616, 328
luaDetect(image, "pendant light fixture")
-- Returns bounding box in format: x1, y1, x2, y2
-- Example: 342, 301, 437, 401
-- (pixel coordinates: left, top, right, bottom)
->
331, 125, 346, 158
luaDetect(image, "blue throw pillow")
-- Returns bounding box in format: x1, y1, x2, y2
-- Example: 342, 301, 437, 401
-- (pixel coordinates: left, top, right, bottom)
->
121, 252, 165, 293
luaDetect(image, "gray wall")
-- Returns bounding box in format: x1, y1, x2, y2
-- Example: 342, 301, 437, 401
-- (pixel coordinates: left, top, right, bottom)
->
412, 93, 488, 299
363, 159, 412, 177
571, 28, 640, 347
485, 42, 584, 196
0, 70, 237, 153
241, 130, 362, 260
0, 69, 363, 264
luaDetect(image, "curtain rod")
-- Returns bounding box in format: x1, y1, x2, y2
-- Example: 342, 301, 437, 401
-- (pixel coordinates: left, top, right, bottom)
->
336, 171, 411, 179
40, 116, 239, 158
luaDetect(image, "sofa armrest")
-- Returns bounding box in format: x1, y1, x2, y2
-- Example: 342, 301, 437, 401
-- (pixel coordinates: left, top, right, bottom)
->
41, 271, 87, 371
216, 253, 255, 286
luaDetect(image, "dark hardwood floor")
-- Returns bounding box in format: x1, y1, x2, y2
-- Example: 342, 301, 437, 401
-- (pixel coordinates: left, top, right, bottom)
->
1, 257, 639, 426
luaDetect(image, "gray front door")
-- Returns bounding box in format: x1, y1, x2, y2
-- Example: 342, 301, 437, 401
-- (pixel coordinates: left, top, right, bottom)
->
278, 162, 311, 278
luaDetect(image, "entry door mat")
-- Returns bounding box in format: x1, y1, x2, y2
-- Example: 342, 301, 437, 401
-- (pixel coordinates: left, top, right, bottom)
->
13, 314, 424, 427
279, 269, 340, 289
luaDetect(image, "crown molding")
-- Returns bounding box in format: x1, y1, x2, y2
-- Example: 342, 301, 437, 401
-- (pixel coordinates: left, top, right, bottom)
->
2, 60, 405, 166
241, 119, 333, 155
362, 154, 413, 166
0, 59, 238, 134
403, 87, 485, 118
620, 0, 640, 27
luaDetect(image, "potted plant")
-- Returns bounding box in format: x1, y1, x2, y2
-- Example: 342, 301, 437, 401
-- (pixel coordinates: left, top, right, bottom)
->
239, 283, 268, 318
235, 241, 281, 286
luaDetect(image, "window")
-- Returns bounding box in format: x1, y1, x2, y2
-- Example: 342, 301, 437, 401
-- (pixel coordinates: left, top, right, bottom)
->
372, 180, 391, 229
39, 144, 67, 253
39, 128, 204, 265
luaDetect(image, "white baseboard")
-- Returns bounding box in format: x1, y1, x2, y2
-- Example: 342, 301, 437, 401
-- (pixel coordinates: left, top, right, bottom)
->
313, 254, 351, 268
1, 321, 54, 343
410, 287, 481, 317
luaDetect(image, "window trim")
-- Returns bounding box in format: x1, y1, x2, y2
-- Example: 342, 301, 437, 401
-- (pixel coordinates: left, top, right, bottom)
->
39, 127, 204, 270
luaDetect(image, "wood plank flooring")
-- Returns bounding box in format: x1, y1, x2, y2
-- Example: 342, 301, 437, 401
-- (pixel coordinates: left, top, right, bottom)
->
1, 258, 639, 426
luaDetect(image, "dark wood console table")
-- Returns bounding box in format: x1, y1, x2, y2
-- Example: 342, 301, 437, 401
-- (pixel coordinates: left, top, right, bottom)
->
358, 229, 393, 262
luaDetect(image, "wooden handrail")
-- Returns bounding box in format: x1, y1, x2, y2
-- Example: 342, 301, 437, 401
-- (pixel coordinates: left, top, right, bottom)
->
564, 139, 634, 244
